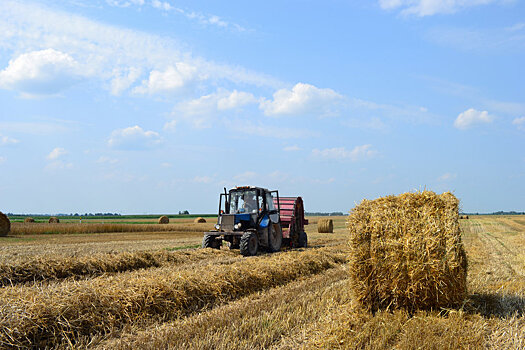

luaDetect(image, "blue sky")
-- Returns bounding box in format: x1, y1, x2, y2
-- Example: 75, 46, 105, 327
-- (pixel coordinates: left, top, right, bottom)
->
0, 0, 524, 214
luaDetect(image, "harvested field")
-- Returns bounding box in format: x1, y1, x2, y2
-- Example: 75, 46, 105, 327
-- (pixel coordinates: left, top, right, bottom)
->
9, 221, 213, 235
0, 248, 233, 286
0, 246, 346, 348
0, 214, 523, 349
48, 216, 60, 223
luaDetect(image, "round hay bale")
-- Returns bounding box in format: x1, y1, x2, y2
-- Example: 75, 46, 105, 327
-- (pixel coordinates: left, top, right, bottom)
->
317, 218, 333, 233
0, 212, 10, 236
24, 217, 35, 223
48, 217, 60, 224
194, 217, 206, 223
158, 215, 169, 224
347, 191, 468, 312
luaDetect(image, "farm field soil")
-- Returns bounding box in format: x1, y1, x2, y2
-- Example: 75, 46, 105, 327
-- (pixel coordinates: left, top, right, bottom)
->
0, 215, 523, 349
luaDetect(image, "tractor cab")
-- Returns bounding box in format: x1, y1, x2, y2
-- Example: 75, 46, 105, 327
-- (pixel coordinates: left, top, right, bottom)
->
203, 186, 308, 256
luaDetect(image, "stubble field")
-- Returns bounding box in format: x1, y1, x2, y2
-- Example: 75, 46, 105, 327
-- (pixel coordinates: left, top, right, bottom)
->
0, 215, 523, 349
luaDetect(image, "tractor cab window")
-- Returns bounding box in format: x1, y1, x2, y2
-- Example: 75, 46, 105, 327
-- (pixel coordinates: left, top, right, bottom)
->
230, 190, 258, 214
266, 193, 276, 211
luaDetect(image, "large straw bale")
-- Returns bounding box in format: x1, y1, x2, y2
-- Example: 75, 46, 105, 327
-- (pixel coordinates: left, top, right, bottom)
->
347, 191, 467, 312
0, 212, 10, 236
194, 217, 206, 223
24, 217, 35, 223
48, 217, 60, 224
317, 218, 334, 233
158, 215, 169, 224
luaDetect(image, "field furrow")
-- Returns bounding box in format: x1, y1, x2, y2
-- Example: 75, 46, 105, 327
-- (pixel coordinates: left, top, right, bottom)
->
90, 266, 350, 350
0, 246, 347, 348
0, 248, 235, 286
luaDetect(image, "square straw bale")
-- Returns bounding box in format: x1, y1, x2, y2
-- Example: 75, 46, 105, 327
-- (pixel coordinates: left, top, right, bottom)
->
347, 191, 468, 312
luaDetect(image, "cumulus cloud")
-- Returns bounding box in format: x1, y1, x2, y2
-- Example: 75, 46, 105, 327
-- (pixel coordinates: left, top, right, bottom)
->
0, 0, 282, 99
512, 116, 525, 130
312, 145, 377, 161
46, 147, 67, 160
379, 0, 502, 16
108, 125, 162, 150
133, 63, 199, 95
171, 89, 258, 128
454, 108, 494, 129
110, 67, 141, 96
260, 83, 342, 116
0, 49, 82, 96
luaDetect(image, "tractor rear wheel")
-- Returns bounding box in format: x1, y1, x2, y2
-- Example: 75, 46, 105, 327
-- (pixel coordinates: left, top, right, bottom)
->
202, 234, 220, 249
240, 231, 258, 256
298, 231, 307, 248
268, 225, 282, 253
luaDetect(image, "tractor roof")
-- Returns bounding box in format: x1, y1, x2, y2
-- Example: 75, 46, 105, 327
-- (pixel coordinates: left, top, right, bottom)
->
232, 186, 270, 192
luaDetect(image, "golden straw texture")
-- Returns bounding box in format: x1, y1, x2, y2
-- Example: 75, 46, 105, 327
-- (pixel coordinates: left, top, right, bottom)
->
24, 217, 35, 223
158, 215, 169, 224
194, 217, 206, 223
347, 191, 468, 312
318, 218, 334, 233
48, 217, 60, 224
0, 212, 10, 237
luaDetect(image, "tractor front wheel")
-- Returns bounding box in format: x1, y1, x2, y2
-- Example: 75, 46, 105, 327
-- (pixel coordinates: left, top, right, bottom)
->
202, 234, 220, 249
240, 231, 258, 256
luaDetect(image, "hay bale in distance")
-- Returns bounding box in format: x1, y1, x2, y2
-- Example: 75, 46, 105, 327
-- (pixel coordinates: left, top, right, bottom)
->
24, 217, 35, 223
317, 218, 334, 233
158, 215, 169, 224
194, 217, 206, 223
347, 191, 468, 312
0, 212, 10, 236
48, 217, 60, 224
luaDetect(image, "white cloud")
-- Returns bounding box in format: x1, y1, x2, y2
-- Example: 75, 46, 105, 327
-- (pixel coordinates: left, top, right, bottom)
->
45, 160, 73, 171
438, 172, 457, 181
0, 156, 6, 164
105, 0, 246, 31
172, 89, 258, 128
0, 0, 282, 98
512, 116, 525, 130
133, 63, 199, 95
47, 147, 67, 160
108, 125, 162, 150
283, 145, 301, 152
454, 108, 494, 129
0, 135, 20, 145
260, 83, 342, 116
312, 145, 377, 161
379, 0, 503, 16
163, 120, 177, 132
110, 67, 141, 96
0, 49, 83, 96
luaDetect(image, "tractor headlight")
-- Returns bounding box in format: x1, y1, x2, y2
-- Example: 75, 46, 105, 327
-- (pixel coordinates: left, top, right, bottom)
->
234, 223, 242, 230
215, 224, 220, 230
